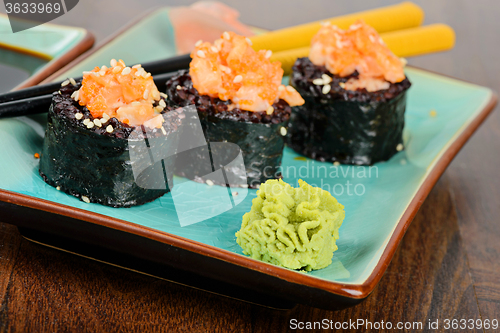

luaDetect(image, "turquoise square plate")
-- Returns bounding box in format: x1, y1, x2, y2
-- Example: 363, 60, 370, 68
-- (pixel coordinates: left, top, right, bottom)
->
0, 8, 497, 310
0, 13, 94, 91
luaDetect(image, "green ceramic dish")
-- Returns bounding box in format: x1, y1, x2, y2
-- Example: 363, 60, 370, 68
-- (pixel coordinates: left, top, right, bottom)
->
0, 8, 496, 309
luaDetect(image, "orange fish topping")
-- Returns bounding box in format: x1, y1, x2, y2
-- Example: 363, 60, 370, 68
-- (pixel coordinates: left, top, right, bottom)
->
189, 32, 304, 112
78, 60, 162, 127
309, 20, 406, 91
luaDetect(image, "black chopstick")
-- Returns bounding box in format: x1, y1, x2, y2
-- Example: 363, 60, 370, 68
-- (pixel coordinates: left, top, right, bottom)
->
0, 71, 177, 119
0, 53, 191, 104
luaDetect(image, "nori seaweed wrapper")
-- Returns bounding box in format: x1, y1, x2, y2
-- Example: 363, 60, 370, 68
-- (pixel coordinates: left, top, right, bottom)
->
39, 81, 182, 207
165, 70, 291, 188
288, 57, 411, 165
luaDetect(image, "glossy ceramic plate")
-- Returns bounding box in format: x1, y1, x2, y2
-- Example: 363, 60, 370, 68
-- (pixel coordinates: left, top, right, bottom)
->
0, 13, 94, 91
0, 8, 497, 310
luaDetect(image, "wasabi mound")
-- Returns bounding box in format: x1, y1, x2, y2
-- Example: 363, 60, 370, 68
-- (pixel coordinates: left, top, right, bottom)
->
236, 179, 345, 271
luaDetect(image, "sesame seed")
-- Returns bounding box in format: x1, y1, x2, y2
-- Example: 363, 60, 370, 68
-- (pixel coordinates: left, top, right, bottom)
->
71, 90, 79, 101
280, 127, 287, 136
61, 80, 70, 87
118, 59, 125, 66
102, 113, 110, 120
99, 70, 106, 76
278, 85, 285, 92
58, 91, 61, 94
400, 58, 408, 67
121, 67, 131, 75
160, 92, 168, 99
75, 113, 83, 120
322, 84, 331, 94
176, 85, 182, 90
232, 192, 239, 197
369, 35, 376, 43
82, 71, 92, 75
100, 118, 107, 123
155, 106, 164, 113
223, 31, 230, 40
83, 119, 90, 125
110, 59, 117, 67
106, 125, 114, 133
135, 69, 145, 77
321, 74, 332, 84
206, 179, 214, 186
312, 78, 324, 85
339, 82, 346, 89
159, 99, 166, 108
233, 75, 243, 83
210, 46, 218, 53
333, 161, 340, 166
56, 186, 60, 191
379, 37, 385, 45
143, 89, 150, 100
132, 64, 142, 69
221, 65, 231, 74
142, 72, 151, 79
152, 90, 160, 101
265, 50, 272, 59
396, 143, 404, 151
246, 37, 253, 45
69, 78, 77, 86
93, 119, 102, 127
112, 66, 122, 74
86, 122, 94, 129
266, 106, 274, 115
196, 50, 206, 58
101, 65, 108, 71
286, 86, 295, 92
161, 127, 167, 135
195, 40, 202, 47
82, 196, 90, 203
214, 39, 224, 51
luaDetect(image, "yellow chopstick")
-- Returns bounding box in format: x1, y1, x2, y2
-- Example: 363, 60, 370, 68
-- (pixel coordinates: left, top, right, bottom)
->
249, 1, 424, 53
271, 24, 456, 74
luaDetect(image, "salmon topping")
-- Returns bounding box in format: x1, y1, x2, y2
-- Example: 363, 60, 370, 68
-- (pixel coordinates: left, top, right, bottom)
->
309, 20, 406, 92
78, 60, 163, 127
189, 32, 304, 112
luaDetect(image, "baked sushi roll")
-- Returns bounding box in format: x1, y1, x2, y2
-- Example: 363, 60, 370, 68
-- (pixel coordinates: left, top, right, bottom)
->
166, 32, 304, 188
39, 60, 182, 207
288, 21, 411, 165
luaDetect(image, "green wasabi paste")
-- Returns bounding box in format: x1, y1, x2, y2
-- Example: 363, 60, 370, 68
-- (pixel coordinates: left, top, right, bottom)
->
236, 179, 345, 271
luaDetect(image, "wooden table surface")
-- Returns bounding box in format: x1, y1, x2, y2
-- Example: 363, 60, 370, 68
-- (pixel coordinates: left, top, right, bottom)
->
1, 0, 499, 332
